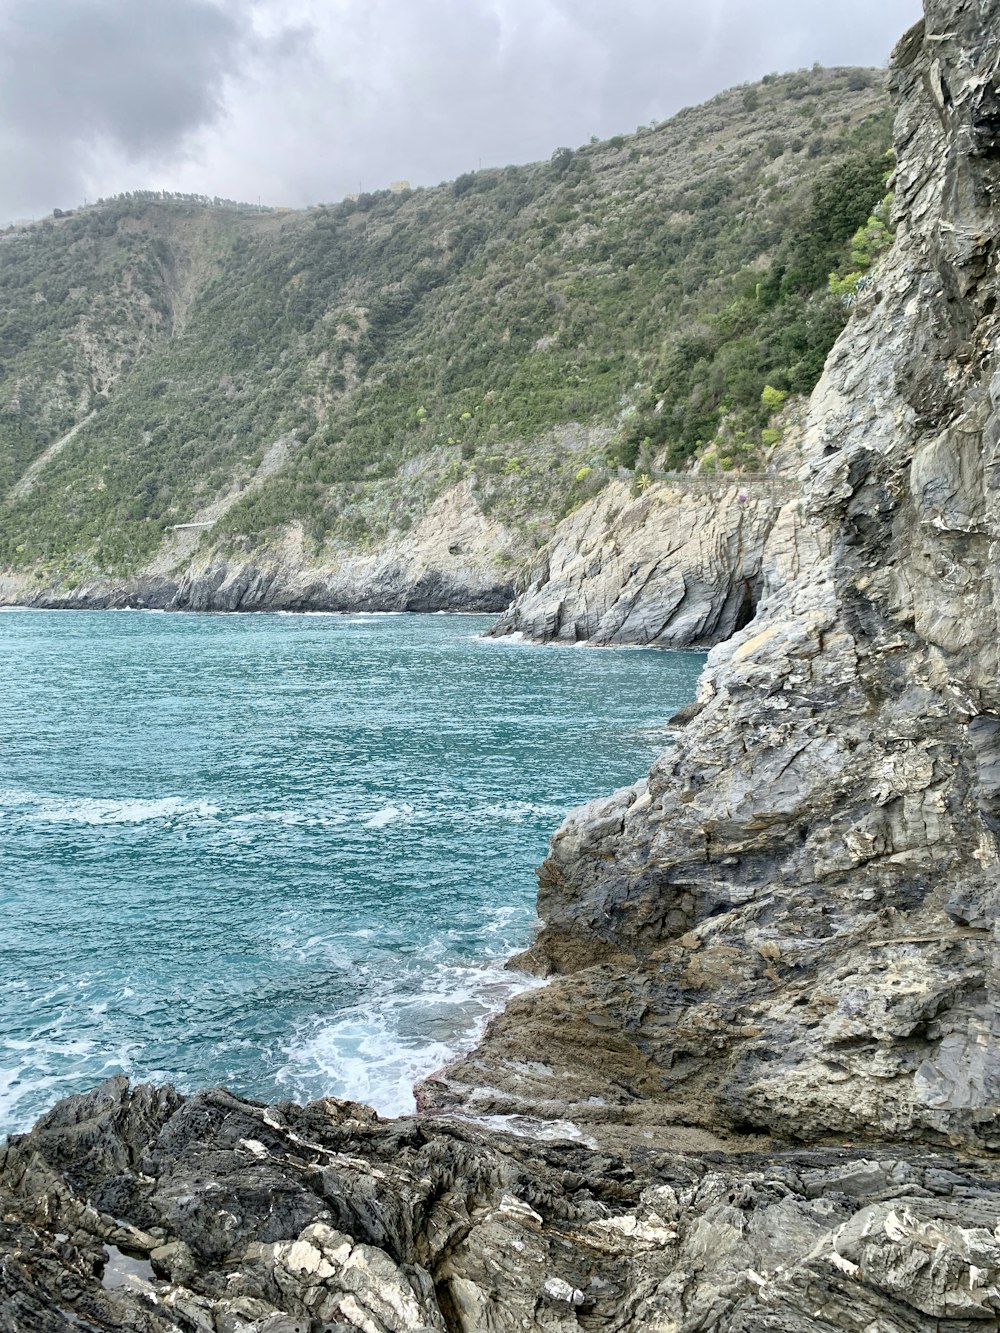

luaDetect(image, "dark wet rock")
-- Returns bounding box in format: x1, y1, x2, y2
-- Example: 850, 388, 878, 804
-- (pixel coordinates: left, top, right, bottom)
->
2, 1077, 1000, 1332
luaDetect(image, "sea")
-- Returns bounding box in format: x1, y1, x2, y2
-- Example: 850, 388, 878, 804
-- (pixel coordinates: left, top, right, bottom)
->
0, 609, 705, 1137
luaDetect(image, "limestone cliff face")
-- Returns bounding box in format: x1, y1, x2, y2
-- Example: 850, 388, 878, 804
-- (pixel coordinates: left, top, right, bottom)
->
487, 477, 797, 649
0, 481, 519, 613
425, 4, 1000, 1151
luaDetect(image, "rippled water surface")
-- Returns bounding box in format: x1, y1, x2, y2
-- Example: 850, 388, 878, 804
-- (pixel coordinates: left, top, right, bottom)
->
0, 610, 705, 1134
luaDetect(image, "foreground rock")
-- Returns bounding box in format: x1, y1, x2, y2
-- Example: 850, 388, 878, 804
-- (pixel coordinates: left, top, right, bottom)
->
487, 476, 798, 649
3, 1075, 1000, 1332
423, 3, 1000, 1149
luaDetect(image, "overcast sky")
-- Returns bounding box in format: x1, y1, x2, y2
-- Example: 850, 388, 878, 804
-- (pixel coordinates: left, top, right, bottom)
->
0, 0, 923, 222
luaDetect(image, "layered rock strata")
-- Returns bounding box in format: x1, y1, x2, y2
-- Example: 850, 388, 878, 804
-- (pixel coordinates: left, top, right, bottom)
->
487, 477, 797, 649
2, 1076, 1000, 1333
423, 3, 1000, 1151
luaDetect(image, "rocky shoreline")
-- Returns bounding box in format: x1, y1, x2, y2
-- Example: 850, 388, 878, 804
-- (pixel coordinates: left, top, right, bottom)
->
3, 1076, 999, 1331
0, 435, 804, 654
3, 4, 1000, 1330
419, 0, 1000, 1152
0, 484, 520, 618
0, 473, 798, 650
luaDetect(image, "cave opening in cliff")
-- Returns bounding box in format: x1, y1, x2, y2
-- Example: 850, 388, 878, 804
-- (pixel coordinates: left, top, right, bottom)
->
734, 577, 761, 634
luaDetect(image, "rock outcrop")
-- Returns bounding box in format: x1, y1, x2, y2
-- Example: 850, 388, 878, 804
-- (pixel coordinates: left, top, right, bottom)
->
423, 3, 1000, 1151
3, 1075, 1000, 1333
487, 477, 798, 649
0, 483, 519, 614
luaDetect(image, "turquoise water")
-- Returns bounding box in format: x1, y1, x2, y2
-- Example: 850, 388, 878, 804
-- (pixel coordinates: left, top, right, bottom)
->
0, 610, 704, 1135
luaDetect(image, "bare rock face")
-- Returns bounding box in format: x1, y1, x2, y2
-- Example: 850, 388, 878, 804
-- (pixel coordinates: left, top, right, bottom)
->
3, 1076, 1000, 1333
159, 483, 518, 614
0, 483, 519, 614
487, 478, 798, 649
423, 4, 1000, 1151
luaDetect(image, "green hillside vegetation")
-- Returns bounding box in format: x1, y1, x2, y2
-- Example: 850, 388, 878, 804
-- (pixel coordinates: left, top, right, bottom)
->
0, 67, 892, 579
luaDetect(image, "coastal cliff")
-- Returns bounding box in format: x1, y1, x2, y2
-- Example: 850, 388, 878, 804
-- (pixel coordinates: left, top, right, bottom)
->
0, 480, 520, 613
486, 475, 798, 648
425, 2, 1000, 1152
2, 7, 1000, 1332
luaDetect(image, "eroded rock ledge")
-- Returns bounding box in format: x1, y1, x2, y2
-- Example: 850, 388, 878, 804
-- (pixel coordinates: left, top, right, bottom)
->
424, 1, 1000, 1150
487, 476, 800, 649
2, 1076, 999, 1332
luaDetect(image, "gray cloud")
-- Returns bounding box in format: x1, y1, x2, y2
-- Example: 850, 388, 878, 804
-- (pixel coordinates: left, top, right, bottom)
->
0, 0, 257, 219
0, 0, 924, 221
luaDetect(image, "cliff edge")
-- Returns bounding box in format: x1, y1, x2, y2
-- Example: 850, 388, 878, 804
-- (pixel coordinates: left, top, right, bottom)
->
423, 2, 1000, 1152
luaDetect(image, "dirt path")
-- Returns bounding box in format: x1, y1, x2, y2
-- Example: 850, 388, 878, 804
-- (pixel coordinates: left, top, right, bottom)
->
142, 433, 296, 575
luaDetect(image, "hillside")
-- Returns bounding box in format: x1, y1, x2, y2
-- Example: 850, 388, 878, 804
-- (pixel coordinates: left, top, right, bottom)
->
0, 66, 892, 605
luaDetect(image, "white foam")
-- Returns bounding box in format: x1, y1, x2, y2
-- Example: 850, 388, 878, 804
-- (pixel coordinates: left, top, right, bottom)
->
276, 958, 543, 1118
474, 630, 529, 647
0, 1062, 59, 1133
0, 1032, 101, 1136
362, 803, 412, 829
13, 793, 219, 826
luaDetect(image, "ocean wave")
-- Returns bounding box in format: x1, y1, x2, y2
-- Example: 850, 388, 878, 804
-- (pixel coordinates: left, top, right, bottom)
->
362, 803, 412, 828
275, 957, 543, 1117
0, 789, 431, 832
229, 807, 349, 829
0, 789, 220, 826
0, 1032, 101, 1136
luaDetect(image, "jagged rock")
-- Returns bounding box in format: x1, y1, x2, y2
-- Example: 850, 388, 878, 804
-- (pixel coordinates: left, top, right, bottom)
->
422, 1, 1000, 1152
487, 477, 798, 648
3, 1076, 1000, 1332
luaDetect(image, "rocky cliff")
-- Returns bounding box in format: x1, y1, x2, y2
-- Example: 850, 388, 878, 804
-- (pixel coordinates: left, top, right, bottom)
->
424, 2, 1000, 1153
0, 481, 520, 613
486, 476, 799, 648
2, 7, 1000, 1332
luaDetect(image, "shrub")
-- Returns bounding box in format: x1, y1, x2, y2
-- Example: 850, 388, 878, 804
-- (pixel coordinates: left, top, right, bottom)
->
761, 384, 788, 413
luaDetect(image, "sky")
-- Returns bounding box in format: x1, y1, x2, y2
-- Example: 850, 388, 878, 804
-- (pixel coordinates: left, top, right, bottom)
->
0, 0, 924, 223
